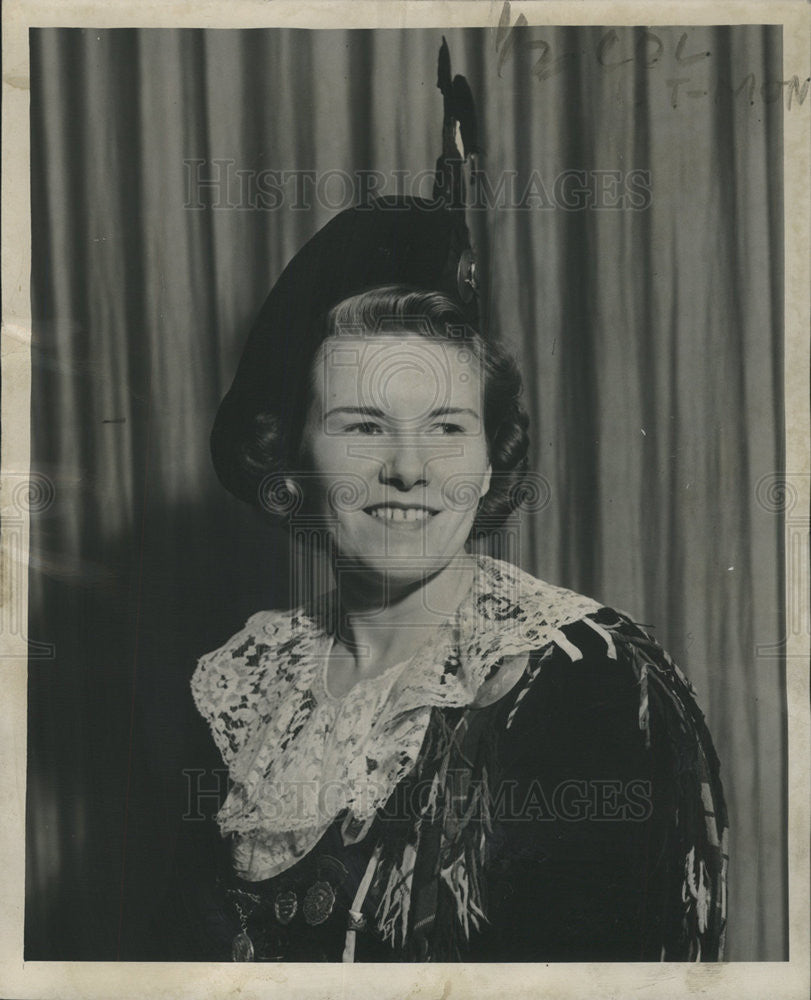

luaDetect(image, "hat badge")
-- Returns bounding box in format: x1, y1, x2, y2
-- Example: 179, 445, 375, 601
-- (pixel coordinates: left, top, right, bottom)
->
456, 246, 478, 303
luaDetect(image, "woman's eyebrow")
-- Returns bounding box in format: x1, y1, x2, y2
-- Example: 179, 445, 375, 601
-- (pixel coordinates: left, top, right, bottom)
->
428, 407, 480, 419
323, 405, 386, 419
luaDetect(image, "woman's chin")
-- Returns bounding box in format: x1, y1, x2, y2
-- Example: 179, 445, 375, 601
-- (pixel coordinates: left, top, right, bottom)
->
332, 548, 464, 589
339, 553, 455, 579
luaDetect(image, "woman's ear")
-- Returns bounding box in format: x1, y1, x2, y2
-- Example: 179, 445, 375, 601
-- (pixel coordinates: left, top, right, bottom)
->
283, 476, 303, 509
280, 476, 304, 517
480, 464, 492, 500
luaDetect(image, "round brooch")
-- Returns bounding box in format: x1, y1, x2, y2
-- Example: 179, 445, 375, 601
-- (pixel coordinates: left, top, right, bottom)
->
273, 889, 298, 925
302, 880, 336, 925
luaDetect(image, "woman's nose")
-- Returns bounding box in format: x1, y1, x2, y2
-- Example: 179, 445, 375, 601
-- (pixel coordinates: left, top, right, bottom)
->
379, 437, 430, 491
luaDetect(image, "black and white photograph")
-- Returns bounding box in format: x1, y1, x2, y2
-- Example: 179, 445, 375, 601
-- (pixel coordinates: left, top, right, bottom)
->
2, 0, 810, 996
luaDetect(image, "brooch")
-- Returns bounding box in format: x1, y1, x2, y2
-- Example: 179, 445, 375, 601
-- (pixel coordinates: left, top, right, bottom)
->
268, 856, 347, 927
273, 889, 298, 925
303, 880, 336, 925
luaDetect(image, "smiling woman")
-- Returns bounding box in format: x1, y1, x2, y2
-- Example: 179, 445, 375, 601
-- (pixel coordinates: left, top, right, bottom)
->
177, 31, 732, 966
288, 295, 503, 701
189, 194, 728, 962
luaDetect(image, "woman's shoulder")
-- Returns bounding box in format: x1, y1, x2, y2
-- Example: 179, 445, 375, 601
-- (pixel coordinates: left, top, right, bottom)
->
476, 599, 729, 960
492, 597, 728, 851
501, 600, 715, 752
189, 605, 316, 764
470, 555, 603, 625
472, 558, 707, 727
468, 557, 657, 700
470, 560, 723, 788
193, 606, 304, 680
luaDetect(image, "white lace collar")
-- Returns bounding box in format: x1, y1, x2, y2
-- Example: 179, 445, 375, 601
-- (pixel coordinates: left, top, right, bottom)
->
191, 555, 602, 880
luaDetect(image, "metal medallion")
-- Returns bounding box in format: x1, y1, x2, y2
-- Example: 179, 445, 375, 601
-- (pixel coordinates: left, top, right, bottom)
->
231, 930, 255, 962
302, 880, 336, 926
456, 246, 478, 303
273, 889, 298, 925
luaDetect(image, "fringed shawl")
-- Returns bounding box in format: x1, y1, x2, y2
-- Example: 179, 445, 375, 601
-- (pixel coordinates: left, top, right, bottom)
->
192, 560, 728, 961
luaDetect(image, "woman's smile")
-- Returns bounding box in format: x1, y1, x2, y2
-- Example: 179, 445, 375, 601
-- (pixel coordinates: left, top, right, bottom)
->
363, 502, 441, 526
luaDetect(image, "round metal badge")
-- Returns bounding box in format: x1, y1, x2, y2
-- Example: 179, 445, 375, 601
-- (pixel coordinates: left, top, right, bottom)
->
302, 880, 336, 926
273, 889, 298, 925
456, 246, 478, 303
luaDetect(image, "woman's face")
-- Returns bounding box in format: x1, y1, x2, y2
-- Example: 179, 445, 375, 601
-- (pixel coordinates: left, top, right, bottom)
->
295, 332, 492, 584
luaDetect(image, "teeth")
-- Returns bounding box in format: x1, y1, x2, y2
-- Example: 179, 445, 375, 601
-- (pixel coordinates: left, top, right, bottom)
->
368, 506, 433, 522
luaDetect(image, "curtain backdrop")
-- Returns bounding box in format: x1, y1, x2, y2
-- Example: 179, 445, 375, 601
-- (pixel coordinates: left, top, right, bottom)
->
26, 26, 785, 961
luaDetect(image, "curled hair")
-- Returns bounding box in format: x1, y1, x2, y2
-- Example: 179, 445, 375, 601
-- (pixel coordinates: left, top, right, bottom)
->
239, 285, 530, 535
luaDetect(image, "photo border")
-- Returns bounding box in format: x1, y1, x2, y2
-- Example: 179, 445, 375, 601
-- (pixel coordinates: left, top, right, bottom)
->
2, 2, 808, 997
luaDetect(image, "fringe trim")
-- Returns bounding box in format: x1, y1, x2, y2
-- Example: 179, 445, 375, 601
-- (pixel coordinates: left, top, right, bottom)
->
440, 760, 492, 942
374, 712, 495, 954
582, 616, 618, 659
376, 840, 419, 949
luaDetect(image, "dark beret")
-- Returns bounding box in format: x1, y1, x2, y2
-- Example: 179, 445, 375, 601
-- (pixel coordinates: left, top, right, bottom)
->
210, 196, 478, 502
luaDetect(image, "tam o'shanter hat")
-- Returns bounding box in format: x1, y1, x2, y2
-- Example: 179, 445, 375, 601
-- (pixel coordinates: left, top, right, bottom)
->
211, 38, 481, 504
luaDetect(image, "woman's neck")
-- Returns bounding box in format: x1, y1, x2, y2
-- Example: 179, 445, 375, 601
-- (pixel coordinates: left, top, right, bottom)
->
330, 552, 476, 670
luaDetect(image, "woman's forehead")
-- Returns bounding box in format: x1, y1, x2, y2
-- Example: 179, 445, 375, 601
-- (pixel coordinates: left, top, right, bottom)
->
313, 333, 484, 412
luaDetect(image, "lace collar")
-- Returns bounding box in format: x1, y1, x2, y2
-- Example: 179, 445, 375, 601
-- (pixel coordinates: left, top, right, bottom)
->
191, 555, 602, 880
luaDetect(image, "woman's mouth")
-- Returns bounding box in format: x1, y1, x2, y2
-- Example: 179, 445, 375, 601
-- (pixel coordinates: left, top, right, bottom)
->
363, 503, 440, 524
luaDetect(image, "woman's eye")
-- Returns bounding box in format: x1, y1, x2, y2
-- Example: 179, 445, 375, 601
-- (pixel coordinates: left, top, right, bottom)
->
344, 422, 384, 435
427, 422, 466, 435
